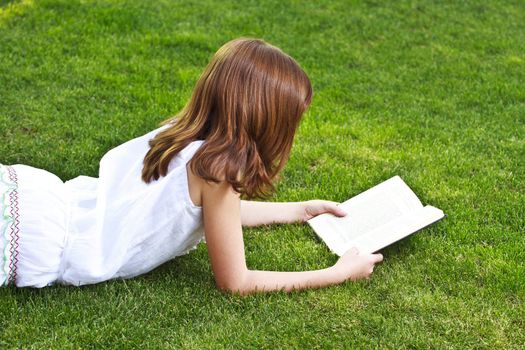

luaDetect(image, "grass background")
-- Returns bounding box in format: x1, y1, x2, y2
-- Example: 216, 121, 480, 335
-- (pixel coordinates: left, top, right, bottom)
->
1, 0, 524, 348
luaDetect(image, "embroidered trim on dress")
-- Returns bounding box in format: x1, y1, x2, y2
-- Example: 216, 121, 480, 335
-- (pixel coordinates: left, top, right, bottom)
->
1, 165, 20, 286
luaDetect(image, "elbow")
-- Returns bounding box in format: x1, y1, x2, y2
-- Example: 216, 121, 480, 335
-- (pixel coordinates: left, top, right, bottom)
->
214, 270, 251, 296
216, 284, 248, 296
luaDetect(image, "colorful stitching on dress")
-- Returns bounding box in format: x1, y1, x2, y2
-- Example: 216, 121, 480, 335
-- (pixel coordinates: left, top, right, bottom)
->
6, 166, 19, 285
0, 165, 19, 286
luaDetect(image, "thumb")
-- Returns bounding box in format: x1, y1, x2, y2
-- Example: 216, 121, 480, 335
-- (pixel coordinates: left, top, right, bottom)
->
327, 202, 347, 217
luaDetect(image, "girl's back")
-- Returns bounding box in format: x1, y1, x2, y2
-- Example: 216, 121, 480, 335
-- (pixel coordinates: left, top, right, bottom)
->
2, 125, 205, 287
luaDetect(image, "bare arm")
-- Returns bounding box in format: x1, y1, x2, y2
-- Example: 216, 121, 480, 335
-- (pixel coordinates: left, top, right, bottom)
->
240, 200, 347, 227
202, 181, 383, 295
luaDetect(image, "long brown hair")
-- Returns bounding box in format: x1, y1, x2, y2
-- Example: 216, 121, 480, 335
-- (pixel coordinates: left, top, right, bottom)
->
142, 38, 312, 198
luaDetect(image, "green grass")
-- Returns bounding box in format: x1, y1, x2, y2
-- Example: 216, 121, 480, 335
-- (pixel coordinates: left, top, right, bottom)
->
1, 0, 524, 348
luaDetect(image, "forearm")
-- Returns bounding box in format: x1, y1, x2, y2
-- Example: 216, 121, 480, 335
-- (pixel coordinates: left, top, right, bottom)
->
230, 267, 345, 295
240, 201, 305, 226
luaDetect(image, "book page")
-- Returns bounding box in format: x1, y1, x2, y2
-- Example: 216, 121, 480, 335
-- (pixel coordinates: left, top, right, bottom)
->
338, 176, 423, 214
308, 176, 424, 254
350, 205, 444, 254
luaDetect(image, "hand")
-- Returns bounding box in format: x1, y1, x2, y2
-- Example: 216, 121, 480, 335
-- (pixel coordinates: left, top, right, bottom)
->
332, 247, 383, 281
301, 200, 347, 222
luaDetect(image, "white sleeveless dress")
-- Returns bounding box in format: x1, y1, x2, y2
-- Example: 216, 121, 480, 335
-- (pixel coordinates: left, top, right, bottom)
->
1, 125, 205, 287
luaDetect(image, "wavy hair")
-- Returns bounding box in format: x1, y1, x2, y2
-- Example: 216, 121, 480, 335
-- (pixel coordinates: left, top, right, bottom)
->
142, 38, 312, 198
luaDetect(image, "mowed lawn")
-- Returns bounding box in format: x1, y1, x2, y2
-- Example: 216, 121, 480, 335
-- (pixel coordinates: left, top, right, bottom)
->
1, 0, 524, 348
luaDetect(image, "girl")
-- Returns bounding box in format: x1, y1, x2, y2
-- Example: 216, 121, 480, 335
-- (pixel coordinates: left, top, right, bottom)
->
1, 38, 383, 294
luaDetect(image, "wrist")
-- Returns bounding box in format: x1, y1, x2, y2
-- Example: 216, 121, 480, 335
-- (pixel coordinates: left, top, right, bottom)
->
297, 201, 309, 223
331, 260, 351, 284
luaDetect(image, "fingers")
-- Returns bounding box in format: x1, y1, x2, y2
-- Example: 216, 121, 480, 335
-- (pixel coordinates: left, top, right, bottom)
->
333, 206, 347, 217
371, 253, 383, 263
350, 247, 360, 255
309, 200, 347, 217
344, 248, 383, 263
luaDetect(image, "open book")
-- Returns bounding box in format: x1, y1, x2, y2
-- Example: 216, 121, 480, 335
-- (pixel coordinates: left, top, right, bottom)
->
307, 176, 445, 256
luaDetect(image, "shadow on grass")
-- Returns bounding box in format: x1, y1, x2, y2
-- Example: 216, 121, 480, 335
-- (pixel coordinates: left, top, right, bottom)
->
0, 0, 17, 8
1, 245, 214, 305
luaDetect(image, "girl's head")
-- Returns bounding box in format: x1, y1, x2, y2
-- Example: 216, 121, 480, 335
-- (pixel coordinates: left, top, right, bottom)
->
142, 38, 312, 198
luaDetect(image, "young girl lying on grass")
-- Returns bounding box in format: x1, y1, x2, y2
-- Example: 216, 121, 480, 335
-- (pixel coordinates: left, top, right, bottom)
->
0, 38, 383, 294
